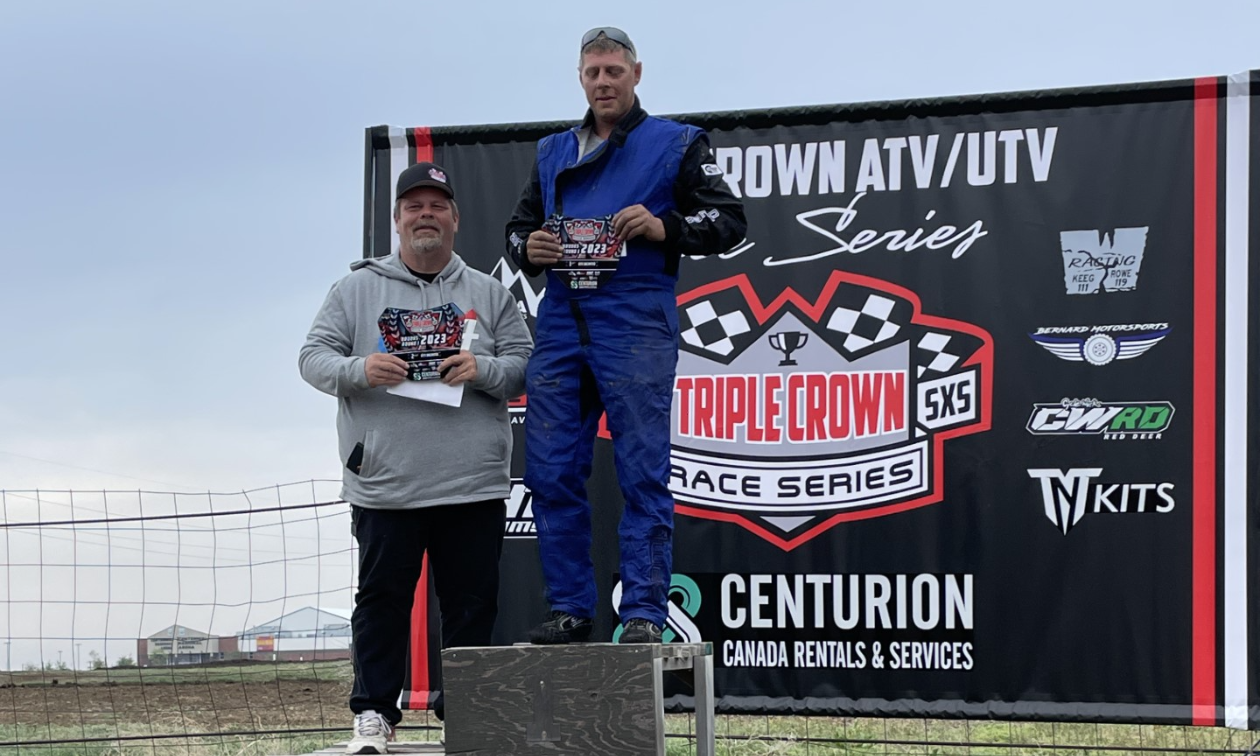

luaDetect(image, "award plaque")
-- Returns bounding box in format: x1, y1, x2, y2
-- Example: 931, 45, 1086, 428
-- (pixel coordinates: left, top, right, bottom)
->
377, 304, 467, 381
544, 214, 626, 290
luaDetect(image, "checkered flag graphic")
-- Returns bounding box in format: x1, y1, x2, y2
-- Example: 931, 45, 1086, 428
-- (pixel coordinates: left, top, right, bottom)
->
677, 279, 983, 371
916, 331, 961, 377
680, 298, 752, 357
826, 293, 902, 354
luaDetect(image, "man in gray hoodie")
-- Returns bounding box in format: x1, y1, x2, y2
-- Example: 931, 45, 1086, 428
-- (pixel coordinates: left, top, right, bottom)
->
300, 161, 533, 755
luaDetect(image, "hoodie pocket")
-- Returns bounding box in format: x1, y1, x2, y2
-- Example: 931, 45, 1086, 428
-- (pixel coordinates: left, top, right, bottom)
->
359, 430, 379, 479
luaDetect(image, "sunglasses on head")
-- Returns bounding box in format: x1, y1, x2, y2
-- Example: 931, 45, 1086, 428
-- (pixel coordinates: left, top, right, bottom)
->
581, 27, 635, 54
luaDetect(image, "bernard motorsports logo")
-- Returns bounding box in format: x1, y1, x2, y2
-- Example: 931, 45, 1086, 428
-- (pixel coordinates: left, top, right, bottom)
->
1026, 398, 1174, 440
1029, 322, 1170, 366
670, 271, 993, 551
1060, 227, 1147, 295
1027, 468, 1175, 535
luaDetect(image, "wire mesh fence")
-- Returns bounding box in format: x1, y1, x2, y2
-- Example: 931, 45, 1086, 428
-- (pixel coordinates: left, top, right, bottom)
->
0, 483, 1253, 755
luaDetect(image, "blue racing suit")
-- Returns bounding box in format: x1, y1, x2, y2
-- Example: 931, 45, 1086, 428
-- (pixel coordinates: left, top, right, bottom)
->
506, 99, 746, 626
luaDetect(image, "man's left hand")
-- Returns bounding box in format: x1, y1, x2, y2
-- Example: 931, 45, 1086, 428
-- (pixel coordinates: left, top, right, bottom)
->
438, 351, 478, 386
612, 204, 665, 242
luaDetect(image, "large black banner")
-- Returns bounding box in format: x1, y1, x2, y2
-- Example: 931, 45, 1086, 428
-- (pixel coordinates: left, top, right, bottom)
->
367, 71, 1259, 727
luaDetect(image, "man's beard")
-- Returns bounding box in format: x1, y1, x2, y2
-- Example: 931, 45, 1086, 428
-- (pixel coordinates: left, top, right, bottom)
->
409, 235, 442, 254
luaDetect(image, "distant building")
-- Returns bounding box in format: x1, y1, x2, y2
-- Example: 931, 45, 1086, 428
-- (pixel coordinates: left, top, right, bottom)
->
138, 624, 236, 666
136, 607, 352, 666
237, 607, 352, 662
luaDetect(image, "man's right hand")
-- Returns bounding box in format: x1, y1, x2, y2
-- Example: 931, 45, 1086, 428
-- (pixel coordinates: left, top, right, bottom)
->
365, 353, 409, 387
526, 229, 564, 266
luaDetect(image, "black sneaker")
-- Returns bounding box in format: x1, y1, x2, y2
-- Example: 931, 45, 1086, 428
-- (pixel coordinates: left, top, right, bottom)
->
529, 610, 593, 644
619, 618, 663, 644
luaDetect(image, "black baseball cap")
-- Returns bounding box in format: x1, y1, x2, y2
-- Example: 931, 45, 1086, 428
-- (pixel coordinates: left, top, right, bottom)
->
395, 161, 455, 200
580, 26, 635, 56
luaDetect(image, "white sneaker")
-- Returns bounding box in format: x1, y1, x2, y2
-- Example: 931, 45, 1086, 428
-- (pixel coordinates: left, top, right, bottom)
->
346, 711, 394, 754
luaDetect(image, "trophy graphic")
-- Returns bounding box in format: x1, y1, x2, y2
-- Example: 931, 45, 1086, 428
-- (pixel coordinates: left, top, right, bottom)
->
769, 331, 809, 366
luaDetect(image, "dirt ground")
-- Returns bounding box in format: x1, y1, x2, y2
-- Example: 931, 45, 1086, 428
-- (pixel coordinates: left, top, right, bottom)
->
0, 677, 352, 735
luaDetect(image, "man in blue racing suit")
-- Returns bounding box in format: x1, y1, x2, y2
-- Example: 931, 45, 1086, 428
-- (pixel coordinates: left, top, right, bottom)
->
505, 26, 746, 644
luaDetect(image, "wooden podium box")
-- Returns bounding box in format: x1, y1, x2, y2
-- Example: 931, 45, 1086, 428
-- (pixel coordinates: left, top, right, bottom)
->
441, 642, 714, 756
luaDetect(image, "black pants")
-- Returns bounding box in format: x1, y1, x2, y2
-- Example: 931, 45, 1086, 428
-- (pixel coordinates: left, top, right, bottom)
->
348, 500, 505, 725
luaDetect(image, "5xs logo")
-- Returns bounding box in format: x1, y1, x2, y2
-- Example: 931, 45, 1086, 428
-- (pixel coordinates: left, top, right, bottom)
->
919, 372, 976, 430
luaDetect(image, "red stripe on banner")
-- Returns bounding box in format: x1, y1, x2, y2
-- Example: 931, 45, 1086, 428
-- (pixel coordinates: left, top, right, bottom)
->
403, 127, 434, 711
408, 555, 430, 706
1191, 77, 1218, 727
413, 127, 434, 162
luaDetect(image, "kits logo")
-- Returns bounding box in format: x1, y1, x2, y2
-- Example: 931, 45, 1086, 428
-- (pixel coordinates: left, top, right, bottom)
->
504, 479, 535, 539
1026, 398, 1174, 440
1060, 227, 1147, 295
671, 271, 993, 550
1027, 468, 1175, 535
1029, 323, 1170, 366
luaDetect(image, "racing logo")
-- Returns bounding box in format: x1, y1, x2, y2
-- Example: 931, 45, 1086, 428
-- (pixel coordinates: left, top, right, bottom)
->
491, 257, 545, 324
504, 478, 535, 539
685, 209, 721, 225
1026, 398, 1173, 440
1027, 468, 1175, 535
612, 574, 703, 644
563, 218, 604, 242
401, 310, 440, 334
1029, 323, 1170, 366
1060, 227, 1147, 295
671, 271, 993, 550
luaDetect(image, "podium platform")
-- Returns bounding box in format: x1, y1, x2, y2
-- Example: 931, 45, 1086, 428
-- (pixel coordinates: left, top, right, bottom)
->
442, 642, 714, 756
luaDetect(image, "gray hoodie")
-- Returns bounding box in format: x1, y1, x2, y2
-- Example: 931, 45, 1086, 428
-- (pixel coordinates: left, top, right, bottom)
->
299, 252, 533, 509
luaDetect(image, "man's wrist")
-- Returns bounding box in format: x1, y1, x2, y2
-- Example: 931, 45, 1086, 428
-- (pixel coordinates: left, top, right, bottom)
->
661, 212, 683, 247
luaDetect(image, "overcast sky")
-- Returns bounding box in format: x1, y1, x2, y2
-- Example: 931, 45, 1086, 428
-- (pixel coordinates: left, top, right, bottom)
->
0, 0, 1256, 667
1, 0, 1256, 494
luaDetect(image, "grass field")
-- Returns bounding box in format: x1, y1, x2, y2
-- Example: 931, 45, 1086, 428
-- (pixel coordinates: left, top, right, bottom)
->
0, 662, 1254, 755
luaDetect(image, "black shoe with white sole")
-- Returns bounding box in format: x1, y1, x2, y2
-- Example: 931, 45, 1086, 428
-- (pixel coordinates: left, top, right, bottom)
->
619, 618, 663, 643
529, 610, 593, 644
